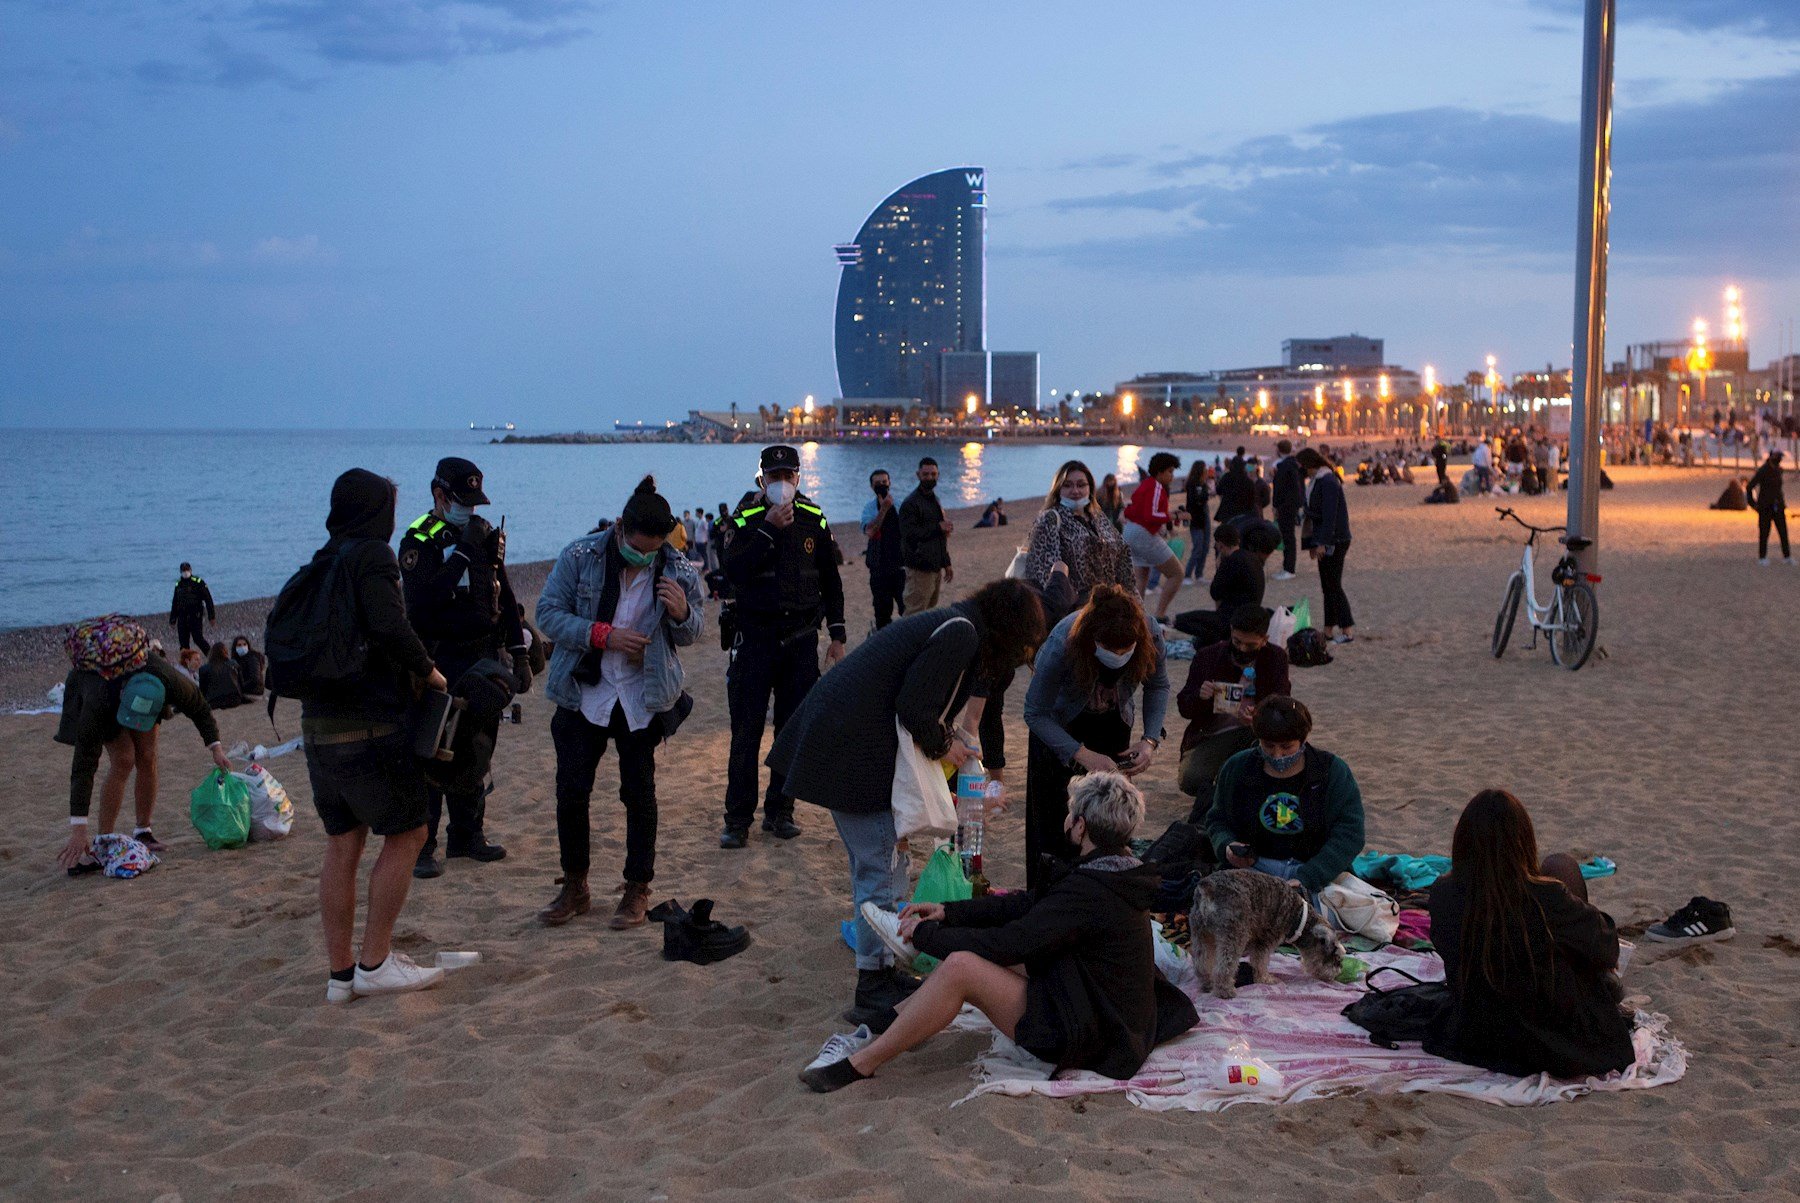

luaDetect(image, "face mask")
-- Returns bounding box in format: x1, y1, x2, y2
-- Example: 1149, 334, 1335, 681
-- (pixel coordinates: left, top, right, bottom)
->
1094, 644, 1135, 671
444, 501, 475, 527
918, 478, 936, 492
1261, 744, 1305, 773
1230, 644, 1260, 666
1059, 495, 1086, 510
618, 541, 657, 568
234, 645, 248, 656
763, 480, 796, 507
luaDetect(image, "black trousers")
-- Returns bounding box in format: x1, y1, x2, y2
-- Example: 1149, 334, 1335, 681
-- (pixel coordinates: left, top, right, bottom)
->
869, 567, 907, 629
175, 614, 209, 654
1759, 509, 1791, 558
551, 703, 659, 883
1318, 543, 1354, 630
724, 627, 819, 829
1276, 509, 1299, 574
423, 649, 494, 856
1024, 712, 1131, 891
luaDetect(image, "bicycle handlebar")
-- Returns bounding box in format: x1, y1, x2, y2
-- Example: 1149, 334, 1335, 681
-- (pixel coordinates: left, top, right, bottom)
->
1494, 507, 1566, 536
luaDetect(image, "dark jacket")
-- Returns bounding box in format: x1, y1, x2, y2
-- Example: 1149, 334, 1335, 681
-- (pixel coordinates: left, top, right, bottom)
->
898, 485, 952, 572
1209, 548, 1266, 619
56, 653, 220, 818
1425, 875, 1635, 1079
768, 602, 982, 813
170, 574, 215, 622
233, 647, 266, 696
300, 469, 436, 727
1184, 476, 1210, 527
1176, 641, 1291, 752
1272, 456, 1304, 515
400, 512, 526, 665
1205, 745, 1363, 892
1213, 465, 1255, 526
1745, 457, 1787, 514
911, 854, 1199, 1079
198, 658, 244, 709
1302, 470, 1352, 550
724, 491, 846, 641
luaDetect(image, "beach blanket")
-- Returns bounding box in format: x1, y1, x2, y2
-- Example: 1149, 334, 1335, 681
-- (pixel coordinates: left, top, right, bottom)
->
951, 946, 1685, 1111
1355, 851, 1617, 892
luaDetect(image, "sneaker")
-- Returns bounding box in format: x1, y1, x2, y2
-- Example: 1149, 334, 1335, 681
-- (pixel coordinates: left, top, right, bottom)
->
413, 853, 444, 880
860, 902, 917, 969
326, 976, 355, 1005
1331, 633, 1355, 645
352, 952, 446, 997
1644, 897, 1735, 946
1271, 570, 1296, 581
133, 828, 167, 853
446, 836, 506, 862
1759, 558, 1770, 567
719, 826, 749, 850
806, 1024, 874, 1071
762, 816, 802, 840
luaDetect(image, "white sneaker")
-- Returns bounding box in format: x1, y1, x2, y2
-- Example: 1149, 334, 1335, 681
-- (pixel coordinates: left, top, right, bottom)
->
1759, 558, 1770, 566
352, 952, 446, 997
1786, 558, 1797, 566
326, 976, 355, 1005
1271, 570, 1296, 581
806, 1024, 874, 1070
860, 902, 918, 968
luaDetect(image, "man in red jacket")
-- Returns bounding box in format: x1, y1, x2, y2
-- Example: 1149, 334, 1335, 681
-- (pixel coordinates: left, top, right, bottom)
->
1121, 452, 1184, 623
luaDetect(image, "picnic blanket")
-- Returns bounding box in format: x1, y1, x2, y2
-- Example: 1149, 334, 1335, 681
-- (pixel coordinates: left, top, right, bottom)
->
950, 946, 1685, 1111
1354, 851, 1618, 892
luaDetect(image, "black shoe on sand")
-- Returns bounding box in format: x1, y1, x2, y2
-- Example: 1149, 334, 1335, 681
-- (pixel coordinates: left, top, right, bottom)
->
1645, 897, 1734, 946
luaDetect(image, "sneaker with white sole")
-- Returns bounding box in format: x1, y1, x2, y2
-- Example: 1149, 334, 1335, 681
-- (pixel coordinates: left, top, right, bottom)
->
352, 952, 446, 997
1644, 897, 1734, 946
326, 976, 356, 1005
1271, 571, 1296, 581
806, 1024, 874, 1071
860, 902, 918, 969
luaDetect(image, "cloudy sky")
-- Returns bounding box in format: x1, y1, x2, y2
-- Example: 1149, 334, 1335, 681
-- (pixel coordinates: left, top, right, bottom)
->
3, 0, 1797, 427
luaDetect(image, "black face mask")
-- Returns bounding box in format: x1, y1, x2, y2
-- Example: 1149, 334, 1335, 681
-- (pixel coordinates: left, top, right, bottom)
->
873, 482, 889, 497
918, 479, 936, 492
1230, 645, 1260, 666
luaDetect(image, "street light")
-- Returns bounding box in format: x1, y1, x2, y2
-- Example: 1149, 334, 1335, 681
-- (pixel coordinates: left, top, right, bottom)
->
1121, 392, 1135, 417
1485, 354, 1500, 413
803, 394, 815, 416
965, 392, 979, 417
1256, 387, 1269, 412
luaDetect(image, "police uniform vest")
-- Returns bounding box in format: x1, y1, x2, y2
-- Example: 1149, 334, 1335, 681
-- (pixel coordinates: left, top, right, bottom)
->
402, 512, 503, 637
731, 496, 829, 626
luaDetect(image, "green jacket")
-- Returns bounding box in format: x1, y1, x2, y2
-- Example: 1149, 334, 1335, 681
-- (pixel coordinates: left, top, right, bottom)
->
1204, 745, 1364, 892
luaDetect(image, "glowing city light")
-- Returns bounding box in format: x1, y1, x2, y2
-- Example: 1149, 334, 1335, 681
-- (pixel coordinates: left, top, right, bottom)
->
965, 393, 979, 416
1313, 384, 1325, 410
1378, 374, 1390, 399
1256, 387, 1269, 411
1341, 379, 1353, 403
1423, 364, 1437, 394
1724, 285, 1744, 341
1121, 392, 1135, 417
803, 394, 815, 416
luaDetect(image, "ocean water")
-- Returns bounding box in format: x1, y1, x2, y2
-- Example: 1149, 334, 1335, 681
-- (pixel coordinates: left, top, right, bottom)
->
1, 428, 1198, 630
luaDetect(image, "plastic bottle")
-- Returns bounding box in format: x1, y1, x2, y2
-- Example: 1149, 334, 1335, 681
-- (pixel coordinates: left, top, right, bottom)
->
1220, 1037, 1285, 1094
955, 755, 987, 875
1241, 664, 1257, 714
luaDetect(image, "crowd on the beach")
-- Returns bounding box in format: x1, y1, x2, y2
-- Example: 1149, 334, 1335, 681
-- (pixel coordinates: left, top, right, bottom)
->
48, 436, 1757, 1097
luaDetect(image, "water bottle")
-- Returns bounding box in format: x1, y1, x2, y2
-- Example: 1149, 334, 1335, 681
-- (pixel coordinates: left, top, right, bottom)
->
955, 756, 987, 874
1241, 664, 1256, 716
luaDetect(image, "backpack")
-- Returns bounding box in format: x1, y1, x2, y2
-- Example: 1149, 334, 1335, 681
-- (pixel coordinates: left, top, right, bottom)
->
1287, 627, 1333, 668
263, 542, 371, 700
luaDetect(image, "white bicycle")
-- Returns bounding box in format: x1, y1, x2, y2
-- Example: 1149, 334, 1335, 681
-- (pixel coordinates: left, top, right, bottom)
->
1490, 507, 1600, 671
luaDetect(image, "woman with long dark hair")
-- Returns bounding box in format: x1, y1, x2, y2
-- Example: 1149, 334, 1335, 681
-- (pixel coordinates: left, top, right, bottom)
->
1022, 584, 1168, 889
1021, 460, 1132, 604
1425, 790, 1635, 1078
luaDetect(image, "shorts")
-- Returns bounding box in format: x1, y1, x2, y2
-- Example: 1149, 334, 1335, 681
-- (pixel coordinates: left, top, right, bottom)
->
1122, 520, 1174, 569
303, 730, 428, 837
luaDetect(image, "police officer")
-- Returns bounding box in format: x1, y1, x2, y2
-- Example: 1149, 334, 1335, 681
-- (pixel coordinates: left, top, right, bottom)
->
719, 445, 847, 848
400, 457, 531, 878
169, 562, 216, 653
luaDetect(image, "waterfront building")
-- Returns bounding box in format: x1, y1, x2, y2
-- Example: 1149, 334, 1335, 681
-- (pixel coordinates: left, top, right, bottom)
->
1115, 337, 1419, 420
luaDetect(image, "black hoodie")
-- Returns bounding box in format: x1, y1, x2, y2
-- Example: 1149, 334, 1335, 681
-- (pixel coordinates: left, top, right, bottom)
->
301, 469, 435, 727
912, 853, 1199, 1079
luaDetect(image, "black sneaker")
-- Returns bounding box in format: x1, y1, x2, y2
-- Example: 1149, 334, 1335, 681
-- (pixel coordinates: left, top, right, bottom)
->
412, 853, 444, 880
719, 827, 749, 850
447, 837, 507, 863
762, 817, 802, 840
1645, 896, 1734, 945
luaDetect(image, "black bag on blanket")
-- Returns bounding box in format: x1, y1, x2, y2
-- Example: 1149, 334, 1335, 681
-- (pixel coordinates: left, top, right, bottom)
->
1341, 966, 1450, 1049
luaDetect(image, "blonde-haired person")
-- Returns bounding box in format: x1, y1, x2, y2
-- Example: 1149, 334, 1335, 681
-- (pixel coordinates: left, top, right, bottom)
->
799, 771, 1198, 1093
1021, 460, 1133, 605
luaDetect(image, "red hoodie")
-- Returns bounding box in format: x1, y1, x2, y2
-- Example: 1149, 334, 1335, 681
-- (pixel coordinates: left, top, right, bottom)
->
1123, 476, 1171, 534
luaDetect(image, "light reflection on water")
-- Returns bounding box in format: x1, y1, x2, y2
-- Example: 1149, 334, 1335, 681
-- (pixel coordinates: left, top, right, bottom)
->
957, 441, 986, 506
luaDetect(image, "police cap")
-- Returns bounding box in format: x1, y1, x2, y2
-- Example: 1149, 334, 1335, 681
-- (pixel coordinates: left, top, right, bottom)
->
760, 445, 801, 473
433, 457, 490, 505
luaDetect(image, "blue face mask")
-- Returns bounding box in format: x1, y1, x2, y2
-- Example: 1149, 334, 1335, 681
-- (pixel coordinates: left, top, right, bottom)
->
618, 540, 656, 568
444, 501, 475, 527
1261, 743, 1305, 773
1059, 496, 1086, 511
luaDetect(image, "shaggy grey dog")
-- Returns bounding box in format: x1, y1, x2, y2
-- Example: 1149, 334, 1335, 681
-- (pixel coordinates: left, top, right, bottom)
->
1190, 869, 1345, 999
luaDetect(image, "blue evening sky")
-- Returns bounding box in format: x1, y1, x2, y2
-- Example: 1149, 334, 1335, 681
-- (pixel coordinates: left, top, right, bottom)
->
3, 0, 1797, 427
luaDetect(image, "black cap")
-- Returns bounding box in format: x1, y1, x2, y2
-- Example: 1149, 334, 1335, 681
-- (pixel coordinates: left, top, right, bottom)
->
760, 445, 800, 473
433, 457, 490, 505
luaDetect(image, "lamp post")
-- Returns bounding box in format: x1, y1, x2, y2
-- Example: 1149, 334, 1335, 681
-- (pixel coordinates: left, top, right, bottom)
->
1485, 355, 1501, 423
1424, 364, 1439, 435
1121, 391, 1135, 436
1341, 379, 1354, 435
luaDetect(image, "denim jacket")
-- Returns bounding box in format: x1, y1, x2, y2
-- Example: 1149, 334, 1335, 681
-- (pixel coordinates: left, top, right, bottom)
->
1023, 611, 1170, 766
536, 529, 705, 715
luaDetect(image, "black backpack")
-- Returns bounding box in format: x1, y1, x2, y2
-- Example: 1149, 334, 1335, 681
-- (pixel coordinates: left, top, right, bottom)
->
1287, 627, 1334, 668
264, 541, 372, 701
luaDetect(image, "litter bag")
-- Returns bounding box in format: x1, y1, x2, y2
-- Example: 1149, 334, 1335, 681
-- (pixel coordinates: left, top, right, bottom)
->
890, 716, 958, 841
190, 768, 252, 850
908, 845, 974, 974
233, 763, 295, 841
1290, 598, 1314, 632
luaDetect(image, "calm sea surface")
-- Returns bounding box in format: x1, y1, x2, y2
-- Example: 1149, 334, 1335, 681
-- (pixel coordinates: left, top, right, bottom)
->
1, 429, 1202, 629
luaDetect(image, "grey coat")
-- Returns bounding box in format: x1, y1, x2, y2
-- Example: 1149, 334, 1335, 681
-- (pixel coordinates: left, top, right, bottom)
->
768, 601, 984, 814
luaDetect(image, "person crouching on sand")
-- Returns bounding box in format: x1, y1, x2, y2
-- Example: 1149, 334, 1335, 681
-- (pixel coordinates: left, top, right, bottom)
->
799, 771, 1198, 1093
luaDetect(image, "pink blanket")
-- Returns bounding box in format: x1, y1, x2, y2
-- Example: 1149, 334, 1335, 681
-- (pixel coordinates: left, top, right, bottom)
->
951, 947, 1685, 1110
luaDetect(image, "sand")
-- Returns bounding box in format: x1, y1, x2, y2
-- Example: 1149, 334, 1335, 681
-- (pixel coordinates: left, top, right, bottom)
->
3, 468, 1798, 1201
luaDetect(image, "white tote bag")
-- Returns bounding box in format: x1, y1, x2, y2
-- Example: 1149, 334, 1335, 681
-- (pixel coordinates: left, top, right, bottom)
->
1318, 872, 1401, 942
889, 617, 972, 841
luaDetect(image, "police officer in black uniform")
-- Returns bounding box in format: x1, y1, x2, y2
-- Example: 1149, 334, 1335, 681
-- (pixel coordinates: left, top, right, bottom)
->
719, 445, 847, 848
399, 457, 531, 878
169, 562, 216, 653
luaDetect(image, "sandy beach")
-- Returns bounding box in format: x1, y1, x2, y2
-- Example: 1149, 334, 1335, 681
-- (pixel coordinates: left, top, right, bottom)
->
4, 466, 1799, 1201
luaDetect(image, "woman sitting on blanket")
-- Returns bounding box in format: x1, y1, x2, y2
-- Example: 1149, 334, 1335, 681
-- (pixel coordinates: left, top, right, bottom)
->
1425, 789, 1636, 1078
800, 772, 1199, 1093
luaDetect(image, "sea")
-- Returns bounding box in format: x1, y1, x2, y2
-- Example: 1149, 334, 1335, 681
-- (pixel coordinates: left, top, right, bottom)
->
2, 428, 1208, 630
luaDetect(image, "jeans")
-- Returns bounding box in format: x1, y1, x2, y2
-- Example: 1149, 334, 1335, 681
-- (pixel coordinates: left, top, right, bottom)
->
1252, 856, 1320, 908
1185, 520, 1211, 579
724, 627, 818, 829
1758, 509, 1791, 558
869, 567, 907, 629
1276, 509, 1299, 575
1317, 543, 1354, 630
833, 808, 910, 970
551, 703, 660, 883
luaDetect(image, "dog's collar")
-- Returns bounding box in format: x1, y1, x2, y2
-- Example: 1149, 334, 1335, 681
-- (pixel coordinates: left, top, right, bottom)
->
1286, 897, 1311, 945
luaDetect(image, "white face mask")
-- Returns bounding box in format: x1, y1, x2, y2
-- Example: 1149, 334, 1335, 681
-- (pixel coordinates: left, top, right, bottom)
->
763, 480, 797, 506
1094, 644, 1135, 670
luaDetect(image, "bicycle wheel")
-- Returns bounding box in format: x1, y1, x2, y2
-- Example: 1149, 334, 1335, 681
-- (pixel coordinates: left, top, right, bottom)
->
1491, 573, 1523, 658
1549, 582, 1599, 670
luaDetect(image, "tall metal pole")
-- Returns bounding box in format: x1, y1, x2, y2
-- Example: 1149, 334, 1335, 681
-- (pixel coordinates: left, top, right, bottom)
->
1566, 0, 1615, 577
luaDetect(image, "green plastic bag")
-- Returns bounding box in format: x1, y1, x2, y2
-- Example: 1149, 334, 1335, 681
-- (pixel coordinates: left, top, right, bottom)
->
909, 845, 973, 973
1291, 598, 1314, 632
190, 768, 252, 850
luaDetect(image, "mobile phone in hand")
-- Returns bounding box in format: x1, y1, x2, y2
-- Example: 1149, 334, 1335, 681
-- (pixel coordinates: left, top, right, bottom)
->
1228, 842, 1252, 861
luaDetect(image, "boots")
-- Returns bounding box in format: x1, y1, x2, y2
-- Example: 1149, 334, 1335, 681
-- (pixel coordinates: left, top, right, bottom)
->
609, 881, 653, 930
538, 874, 590, 927
840, 967, 917, 1034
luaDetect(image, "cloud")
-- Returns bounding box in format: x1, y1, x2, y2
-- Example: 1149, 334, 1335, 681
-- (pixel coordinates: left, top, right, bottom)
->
250, 234, 334, 264
1533, 0, 1800, 41
246, 0, 595, 65
134, 34, 313, 90
1032, 71, 1800, 278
